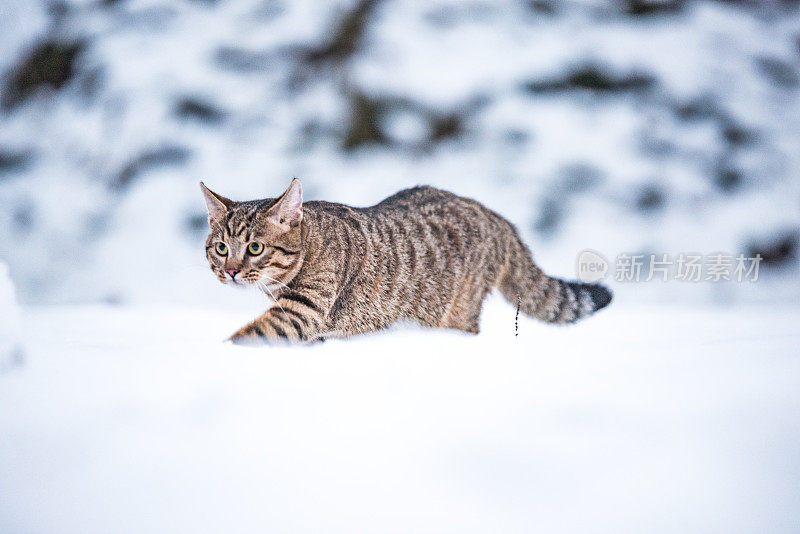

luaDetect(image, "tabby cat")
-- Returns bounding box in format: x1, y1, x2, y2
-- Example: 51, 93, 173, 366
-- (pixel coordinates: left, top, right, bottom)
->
201, 179, 611, 344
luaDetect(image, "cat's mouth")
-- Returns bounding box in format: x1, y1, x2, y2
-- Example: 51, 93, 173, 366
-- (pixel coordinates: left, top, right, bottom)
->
219, 270, 286, 293
220, 272, 258, 287
229, 277, 258, 286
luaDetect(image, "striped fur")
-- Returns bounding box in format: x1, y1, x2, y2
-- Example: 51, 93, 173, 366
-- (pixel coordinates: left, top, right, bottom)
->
201, 180, 612, 345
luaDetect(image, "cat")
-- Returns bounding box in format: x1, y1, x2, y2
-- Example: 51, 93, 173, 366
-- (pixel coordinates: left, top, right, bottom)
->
201, 179, 611, 344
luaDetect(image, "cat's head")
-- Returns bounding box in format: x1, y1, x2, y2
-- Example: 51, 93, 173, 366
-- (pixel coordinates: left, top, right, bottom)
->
201, 179, 304, 289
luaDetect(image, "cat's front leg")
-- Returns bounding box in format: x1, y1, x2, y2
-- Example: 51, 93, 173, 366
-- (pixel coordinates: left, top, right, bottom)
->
228, 312, 295, 346
228, 289, 331, 345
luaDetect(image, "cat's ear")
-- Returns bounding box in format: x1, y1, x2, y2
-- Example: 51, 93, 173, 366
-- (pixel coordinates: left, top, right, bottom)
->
200, 182, 234, 224
266, 178, 303, 231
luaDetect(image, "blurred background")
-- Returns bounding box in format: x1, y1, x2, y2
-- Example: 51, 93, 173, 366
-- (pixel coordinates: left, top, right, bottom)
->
1, 0, 799, 307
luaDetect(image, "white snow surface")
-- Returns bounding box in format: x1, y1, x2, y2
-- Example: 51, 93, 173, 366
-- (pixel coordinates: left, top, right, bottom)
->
1, 298, 799, 533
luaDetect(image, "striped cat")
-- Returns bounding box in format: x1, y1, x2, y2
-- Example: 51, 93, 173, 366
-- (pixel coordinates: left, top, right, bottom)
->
201, 179, 611, 344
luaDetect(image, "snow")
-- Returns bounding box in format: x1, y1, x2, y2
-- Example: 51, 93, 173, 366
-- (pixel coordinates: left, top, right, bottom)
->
1, 298, 799, 533
0, 0, 48, 73
0, 261, 23, 370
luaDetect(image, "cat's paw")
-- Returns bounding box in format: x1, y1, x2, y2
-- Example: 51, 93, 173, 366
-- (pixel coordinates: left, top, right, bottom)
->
227, 324, 267, 347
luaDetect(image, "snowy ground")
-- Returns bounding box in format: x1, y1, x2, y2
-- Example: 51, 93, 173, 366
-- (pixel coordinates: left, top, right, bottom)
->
2, 297, 799, 534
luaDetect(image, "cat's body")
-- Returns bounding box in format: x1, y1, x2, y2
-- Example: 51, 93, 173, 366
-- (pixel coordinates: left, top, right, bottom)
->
201, 180, 611, 344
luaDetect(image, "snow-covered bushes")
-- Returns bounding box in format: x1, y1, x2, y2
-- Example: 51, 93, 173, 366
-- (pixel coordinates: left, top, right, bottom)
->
0, 0, 798, 305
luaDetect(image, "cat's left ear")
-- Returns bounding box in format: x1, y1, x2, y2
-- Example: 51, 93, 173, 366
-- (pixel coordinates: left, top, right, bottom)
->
266, 178, 303, 231
200, 182, 234, 225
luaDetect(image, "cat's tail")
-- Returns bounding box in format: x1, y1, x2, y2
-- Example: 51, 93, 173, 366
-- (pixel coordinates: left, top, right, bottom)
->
498, 234, 612, 324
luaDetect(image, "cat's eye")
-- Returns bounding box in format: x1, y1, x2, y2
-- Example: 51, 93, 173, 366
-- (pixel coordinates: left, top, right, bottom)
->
215, 242, 228, 256
247, 242, 264, 256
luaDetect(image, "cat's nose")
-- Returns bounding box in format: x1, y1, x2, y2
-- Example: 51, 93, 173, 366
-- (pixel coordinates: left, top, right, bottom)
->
226, 268, 240, 279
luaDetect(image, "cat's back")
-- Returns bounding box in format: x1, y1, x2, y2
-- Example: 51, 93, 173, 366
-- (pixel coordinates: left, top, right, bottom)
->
365, 185, 478, 216
302, 186, 471, 219
303, 185, 505, 245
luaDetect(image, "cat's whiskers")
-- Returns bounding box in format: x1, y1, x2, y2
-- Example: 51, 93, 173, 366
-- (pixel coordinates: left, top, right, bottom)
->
257, 280, 287, 317
260, 274, 290, 291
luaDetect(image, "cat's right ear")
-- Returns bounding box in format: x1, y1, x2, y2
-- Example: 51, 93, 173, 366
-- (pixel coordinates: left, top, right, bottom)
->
200, 182, 234, 225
